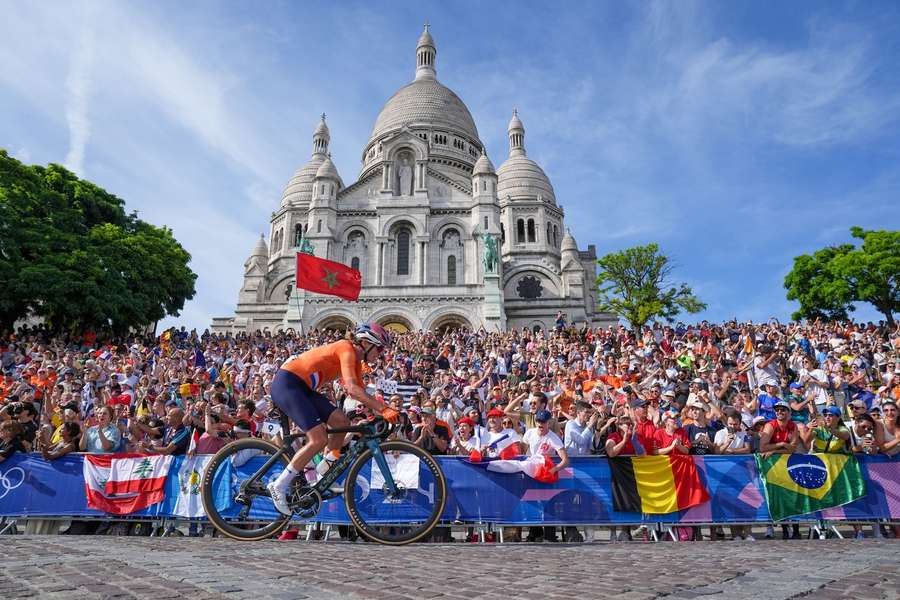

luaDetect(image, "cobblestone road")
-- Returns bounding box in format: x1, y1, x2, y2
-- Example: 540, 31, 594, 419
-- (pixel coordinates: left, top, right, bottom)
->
2, 536, 898, 600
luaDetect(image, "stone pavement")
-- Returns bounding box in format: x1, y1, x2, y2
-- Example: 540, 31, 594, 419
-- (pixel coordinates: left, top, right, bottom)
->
2, 536, 898, 600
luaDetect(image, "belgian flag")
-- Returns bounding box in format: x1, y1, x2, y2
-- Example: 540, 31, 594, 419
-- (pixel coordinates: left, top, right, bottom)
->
609, 455, 710, 514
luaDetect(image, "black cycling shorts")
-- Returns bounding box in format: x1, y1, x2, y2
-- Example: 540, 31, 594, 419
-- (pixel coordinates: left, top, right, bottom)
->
270, 368, 337, 431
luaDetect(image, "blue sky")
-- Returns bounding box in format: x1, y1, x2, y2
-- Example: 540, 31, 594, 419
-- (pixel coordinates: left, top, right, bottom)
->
2, 0, 899, 330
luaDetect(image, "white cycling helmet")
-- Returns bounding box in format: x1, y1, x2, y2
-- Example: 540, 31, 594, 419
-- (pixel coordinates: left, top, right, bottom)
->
354, 322, 392, 348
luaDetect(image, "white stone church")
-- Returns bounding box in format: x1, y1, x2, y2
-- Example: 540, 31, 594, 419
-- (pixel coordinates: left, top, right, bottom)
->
212, 26, 614, 334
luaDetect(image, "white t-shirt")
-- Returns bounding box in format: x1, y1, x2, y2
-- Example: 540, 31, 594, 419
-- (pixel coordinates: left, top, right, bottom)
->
753, 356, 779, 387
713, 428, 749, 451
522, 428, 564, 457
799, 367, 830, 406
483, 428, 522, 457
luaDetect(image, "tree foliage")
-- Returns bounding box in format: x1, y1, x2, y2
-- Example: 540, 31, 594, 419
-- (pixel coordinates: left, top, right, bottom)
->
0, 149, 197, 334
785, 227, 900, 325
595, 243, 706, 331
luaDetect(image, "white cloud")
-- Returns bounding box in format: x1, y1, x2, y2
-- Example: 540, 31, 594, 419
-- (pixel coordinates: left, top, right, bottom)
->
63, 16, 95, 175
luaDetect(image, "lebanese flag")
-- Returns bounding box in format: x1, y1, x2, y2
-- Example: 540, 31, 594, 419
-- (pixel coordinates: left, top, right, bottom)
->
296, 252, 361, 301
105, 454, 174, 495
83, 454, 171, 514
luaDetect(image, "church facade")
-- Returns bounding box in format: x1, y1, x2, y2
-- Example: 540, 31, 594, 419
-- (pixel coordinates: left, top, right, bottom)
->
211, 26, 615, 334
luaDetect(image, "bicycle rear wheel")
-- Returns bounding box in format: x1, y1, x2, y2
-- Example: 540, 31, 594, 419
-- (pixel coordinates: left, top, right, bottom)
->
200, 438, 292, 541
344, 440, 447, 545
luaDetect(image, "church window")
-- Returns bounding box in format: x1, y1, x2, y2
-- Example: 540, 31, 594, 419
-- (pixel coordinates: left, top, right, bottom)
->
516, 219, 525, 243
320, 185, 325, 195
294, 224, 303, 246
397, 229, 410, 275
516, 275, 543, 299
553, 224, 559, 247
447, 255, 456, 285
484, 216, 489, 230
527, 219, 536, 243
546, 223, 552, 246
481, 180, 486, 192
500, 223, 506, 244
317, 219, 322, 233
351, 256, 360, 271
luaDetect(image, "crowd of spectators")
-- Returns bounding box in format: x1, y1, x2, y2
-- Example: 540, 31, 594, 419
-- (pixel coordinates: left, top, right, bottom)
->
1, 316, 899, 540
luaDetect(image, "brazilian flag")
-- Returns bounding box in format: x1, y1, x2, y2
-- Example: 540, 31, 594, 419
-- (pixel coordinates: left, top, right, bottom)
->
756, 453, 866, 521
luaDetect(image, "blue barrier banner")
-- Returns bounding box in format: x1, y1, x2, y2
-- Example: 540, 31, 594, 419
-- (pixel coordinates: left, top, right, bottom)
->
1, 453, 898, 524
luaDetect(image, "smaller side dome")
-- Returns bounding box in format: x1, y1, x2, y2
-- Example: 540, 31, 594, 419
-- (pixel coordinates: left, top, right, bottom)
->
315, 154, 341, 181
560, 228, 578, 254
250, 233, 268, 258
473, 149, 495, 176
313, 113, 330, 141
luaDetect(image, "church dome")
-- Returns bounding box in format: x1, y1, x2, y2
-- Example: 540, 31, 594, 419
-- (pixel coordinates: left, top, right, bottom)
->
315, 154, 341, 182
560, 228, 578, 253
497, 156, 556, 203
368, 79, 480, 145
497, 109, 556, 204
250, 233, 268, 258
473, 150, 495, 176
280, 155, 325, 208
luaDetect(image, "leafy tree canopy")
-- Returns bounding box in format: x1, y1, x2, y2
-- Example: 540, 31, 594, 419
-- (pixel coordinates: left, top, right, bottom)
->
785, 227, 900, 325
0, 149, 197, 334
596, 243, 706, 332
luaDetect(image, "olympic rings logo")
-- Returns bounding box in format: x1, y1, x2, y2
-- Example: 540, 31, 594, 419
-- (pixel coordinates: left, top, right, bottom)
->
0, 467, 25, 499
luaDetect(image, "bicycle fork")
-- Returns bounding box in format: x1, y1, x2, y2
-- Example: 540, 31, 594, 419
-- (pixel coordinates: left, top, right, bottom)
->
367, 439, 400, 495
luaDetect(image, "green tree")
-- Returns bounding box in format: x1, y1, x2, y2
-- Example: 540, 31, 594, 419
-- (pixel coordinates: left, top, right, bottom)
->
595, 243, 706, 332
785, 227, 900, 325
0, 149, 197, 334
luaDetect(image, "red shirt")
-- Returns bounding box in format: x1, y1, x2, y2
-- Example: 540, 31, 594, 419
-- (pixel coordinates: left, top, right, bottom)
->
768, 419, 797, 444
607, 431, 640, 455
635, 419, 657, 453
653, 427, 689, 454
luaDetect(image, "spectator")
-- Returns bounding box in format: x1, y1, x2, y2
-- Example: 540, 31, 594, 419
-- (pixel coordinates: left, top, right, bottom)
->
564, 401, 598, 456
412, 407, 449, 455
140, 407, 189, 455
40, 421, 81, 460
881, 401, 899, 456
79, 405, 121, 453
0, 421, 24, 462
653, 411, 690, 455
801, 406, 850, 454
713, 412, 750, 455
683, 400, 721, 456
523, 409, 569, 542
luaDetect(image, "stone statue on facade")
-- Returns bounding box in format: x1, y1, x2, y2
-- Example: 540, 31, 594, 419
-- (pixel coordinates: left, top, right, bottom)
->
299, 236, 315, 256
284, 282, 293, 301
397, 156, 413, 196
481, 232, 498, 274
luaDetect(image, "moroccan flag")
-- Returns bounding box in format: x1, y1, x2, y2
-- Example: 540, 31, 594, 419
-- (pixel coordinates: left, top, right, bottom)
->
609, 455, 710, 514
756, 453, 866, 521
296, 252, 361, 301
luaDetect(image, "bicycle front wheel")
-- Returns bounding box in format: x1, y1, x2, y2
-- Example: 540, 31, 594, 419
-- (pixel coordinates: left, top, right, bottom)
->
200, 438, 291, 541
344, 440, 447, 545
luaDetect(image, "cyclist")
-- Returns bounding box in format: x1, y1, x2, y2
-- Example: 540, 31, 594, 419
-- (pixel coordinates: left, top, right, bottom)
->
267, 322, 399, 515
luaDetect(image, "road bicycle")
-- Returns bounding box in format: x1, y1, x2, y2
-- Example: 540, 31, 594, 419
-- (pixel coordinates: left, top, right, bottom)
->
200, 413, 447, 545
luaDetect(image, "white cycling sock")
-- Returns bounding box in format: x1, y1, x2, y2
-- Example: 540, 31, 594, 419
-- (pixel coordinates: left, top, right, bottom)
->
273, 464, 300, 492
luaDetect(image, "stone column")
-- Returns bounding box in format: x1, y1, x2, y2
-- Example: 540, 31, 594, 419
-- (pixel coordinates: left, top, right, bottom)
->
377, 242, 384, 285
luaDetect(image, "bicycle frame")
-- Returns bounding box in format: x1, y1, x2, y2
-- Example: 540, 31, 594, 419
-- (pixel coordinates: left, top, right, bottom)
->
241, 414, 400, 502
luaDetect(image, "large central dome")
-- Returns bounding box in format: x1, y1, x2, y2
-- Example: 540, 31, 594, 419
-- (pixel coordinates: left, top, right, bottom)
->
369, 79, 480, 144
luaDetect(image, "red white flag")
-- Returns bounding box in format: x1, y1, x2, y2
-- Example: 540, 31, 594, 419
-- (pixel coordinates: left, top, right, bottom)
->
105, 455, 173, 495
83, 454, 172, 514
486, 455, 559, 484
295, 252, 361, 301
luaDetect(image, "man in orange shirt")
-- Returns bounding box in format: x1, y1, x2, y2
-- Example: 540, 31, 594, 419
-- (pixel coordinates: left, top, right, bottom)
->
267, 322, 399, 515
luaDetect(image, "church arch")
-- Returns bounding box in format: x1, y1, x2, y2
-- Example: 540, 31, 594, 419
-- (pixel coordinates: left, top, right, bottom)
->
424, 310, 473, 333
439, 227, 464, 285
370, 308, 419, 333
312, 311, 355, 333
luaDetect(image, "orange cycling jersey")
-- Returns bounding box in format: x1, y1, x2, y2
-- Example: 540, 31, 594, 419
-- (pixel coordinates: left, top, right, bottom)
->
281, 339, 363, 390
